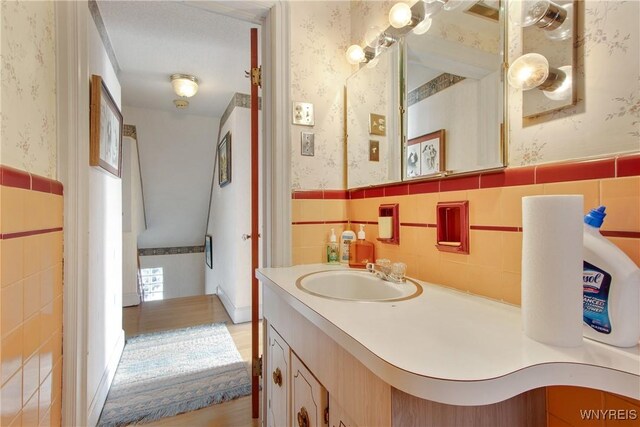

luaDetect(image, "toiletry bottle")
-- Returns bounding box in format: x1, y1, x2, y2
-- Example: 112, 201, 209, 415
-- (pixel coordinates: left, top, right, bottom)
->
327, 228, 339, 264
340, 227, 356, 264
583, 206, 640, 347
349, 224, 375, 269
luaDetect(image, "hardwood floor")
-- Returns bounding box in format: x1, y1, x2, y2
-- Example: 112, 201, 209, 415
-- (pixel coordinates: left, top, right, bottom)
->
122, 294, 261, 427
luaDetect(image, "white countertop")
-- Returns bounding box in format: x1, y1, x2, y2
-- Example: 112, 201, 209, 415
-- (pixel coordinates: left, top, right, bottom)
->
257, 264, 640, 406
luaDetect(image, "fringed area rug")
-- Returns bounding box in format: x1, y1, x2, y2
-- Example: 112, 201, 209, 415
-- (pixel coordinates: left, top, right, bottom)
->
98, 323, 252, 426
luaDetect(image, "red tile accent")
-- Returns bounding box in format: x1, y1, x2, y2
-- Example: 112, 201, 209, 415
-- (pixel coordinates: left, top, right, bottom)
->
470, 225, 521, 232
51, 181, 64, 195
439, 175, 480, 192
31, 174, 52, 193
384, 184, 409, 196
2, 227, 63, 240
535, 158, 615, 184
365, 187, 385, 198
408, 180, 439, 195
616, 153, 640, 177
401, 222, 436, 228
350, 220, 378, 225
292, 190, 323, 199
1, 165, 31, 190
323, 190, 349, 199
350, 189, 365, 199
480, 167, 535, 188
601, 230, 640, 238
291, 220, 348, 226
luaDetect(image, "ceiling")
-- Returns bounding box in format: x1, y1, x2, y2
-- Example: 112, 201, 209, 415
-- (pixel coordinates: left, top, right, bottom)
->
98, 0, 261, 117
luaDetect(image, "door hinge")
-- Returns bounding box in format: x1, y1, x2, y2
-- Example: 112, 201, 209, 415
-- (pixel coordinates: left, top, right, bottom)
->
253, 355, 263, 377
324, 406, 330, 424
251, 66, 262, 88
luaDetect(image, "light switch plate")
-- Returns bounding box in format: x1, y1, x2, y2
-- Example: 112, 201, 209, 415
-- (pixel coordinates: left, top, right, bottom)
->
369, 113, 386, 136
301, 132, 314, 156
292, 102, 314, 126
369, 140, 379, 161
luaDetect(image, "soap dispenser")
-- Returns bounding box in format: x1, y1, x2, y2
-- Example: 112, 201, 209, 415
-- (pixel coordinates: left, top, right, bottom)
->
349, 224, 375, 268
327, 228, 339, 264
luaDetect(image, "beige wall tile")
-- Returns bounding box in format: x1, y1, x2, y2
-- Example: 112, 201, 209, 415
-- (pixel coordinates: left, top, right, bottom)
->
23, 313, 41, 360
2, 281, 24, 338
23, 274, 41, 319
465, 265, 502, 300
23, 354, 40, 406
607, 237, 640, 267
298, 200, 328, 222
500, 184, 544, 227
38, 372, 52, 422
322, 200, 348, 222
467, 188, 502, 226
52, 264, 62, 300
23, 391, 39, 427
438, 260, 469, 291
291, 199, 302, 222
438, 190, 467, 203
500, 272, 522, 306
24, 191, 49, 232
39, 268, 55, 309
39, 336, 53, 385
600, 177, 640, 232
1, 187, 26, 234
467, 230, 502, 268
1, 370, 23, 426
23, 236, 42, 278
502, 232, 523, 274
2, 238, 24, 287
1, 326, 23, 384
544, 180, 600, 215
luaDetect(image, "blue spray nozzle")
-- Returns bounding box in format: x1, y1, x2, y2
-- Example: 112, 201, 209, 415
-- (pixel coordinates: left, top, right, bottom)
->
584, 206, 607, 228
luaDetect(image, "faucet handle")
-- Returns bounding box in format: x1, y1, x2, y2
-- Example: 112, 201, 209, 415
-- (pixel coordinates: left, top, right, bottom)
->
376, 258, 392, 274
390, 262, 407, 282
365, 262, 376, 272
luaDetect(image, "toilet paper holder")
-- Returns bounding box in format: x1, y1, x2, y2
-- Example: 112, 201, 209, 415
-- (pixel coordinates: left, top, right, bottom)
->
377, 204, 399, 245
436, 201, 469, 254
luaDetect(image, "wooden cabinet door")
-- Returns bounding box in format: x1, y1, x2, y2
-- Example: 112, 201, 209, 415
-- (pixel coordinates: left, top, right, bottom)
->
267, 326, 290, 427
328, 395, 357, 427
291, 352, 328, 427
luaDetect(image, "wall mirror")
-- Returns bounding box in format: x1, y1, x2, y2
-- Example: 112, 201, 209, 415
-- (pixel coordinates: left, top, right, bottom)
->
345, 0, 507, 189
346, 43, 401, 189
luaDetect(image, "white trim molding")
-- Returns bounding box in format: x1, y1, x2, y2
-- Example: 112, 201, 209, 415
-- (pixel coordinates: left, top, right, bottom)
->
56, 1, 90, 425
217, 286, 263, 324
87, 332, 125, 426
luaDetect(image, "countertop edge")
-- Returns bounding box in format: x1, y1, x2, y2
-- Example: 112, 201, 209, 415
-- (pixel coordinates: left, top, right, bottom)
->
257, 268, 640, 406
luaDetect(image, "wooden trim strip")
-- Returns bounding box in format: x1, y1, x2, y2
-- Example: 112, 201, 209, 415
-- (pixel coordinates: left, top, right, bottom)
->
1, 165, 64, 195
2, 227, 63, 240
471, 225, 522, 232
292, 220, 348, 226
601, 230, 640, 239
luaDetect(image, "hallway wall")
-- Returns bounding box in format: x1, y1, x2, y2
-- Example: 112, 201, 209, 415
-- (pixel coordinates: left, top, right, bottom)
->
0, 2, 64, 426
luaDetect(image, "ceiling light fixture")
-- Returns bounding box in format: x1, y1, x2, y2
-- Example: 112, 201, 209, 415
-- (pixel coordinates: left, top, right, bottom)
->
170, 74, 199, 98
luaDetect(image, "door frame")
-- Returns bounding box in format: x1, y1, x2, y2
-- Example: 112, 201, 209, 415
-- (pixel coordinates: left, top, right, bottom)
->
56, 1, 291, 425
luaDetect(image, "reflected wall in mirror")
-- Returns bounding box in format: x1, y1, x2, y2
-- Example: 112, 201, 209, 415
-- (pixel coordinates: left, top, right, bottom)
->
519, 0, 577, 118
346, 43, 400, 189
405, 1, 505, 179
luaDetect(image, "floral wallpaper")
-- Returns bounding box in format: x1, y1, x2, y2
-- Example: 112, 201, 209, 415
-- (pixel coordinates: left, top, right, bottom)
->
1, 0, 57, 178
290, 1, 352, 190
509, 0, 640, 166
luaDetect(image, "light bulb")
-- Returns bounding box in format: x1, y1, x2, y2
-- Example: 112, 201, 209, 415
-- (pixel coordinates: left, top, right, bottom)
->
507, 53, 549, 90
389, 2, 412, 28
170, 74, 199, 98
412, 17, 433, 35
543, 65, 572, 101
424, 0, 445, 17
546, 3, 573, 41
364, 26, 381, 48
346, 44, 366, 65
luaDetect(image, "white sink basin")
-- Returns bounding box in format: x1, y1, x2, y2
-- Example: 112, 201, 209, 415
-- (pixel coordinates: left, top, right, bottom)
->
296, 270, 422, 302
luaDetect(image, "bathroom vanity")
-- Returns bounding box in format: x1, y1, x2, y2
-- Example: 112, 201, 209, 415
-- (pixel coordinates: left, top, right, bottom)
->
257, 264, 640, 427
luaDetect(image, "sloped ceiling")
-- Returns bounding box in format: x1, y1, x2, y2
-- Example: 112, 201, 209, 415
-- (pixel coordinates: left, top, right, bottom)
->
98, 1, 260, 248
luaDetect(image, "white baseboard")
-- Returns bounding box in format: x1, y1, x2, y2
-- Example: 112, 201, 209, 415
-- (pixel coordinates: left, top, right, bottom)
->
217, 285, 262, 324
87, 330, 125, 427
122, 292, 140, 307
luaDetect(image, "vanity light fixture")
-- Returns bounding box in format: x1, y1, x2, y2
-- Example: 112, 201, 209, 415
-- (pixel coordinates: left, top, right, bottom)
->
346, 44, 366, 64
521, 0, 573, 41
507, 53, 572, 101
389, 2, 414, 28
170, 74, 199, 98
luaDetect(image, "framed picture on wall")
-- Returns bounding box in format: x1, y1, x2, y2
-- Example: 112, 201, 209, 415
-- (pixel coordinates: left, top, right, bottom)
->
218, 131, 232, 187
407, 129, 446, 178
90, 74, 123, 178
205, 235, 213, 269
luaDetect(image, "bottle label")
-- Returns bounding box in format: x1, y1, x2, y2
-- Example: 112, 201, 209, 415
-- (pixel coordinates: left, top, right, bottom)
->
583, 261, 612, 334
341, 237, 354, 262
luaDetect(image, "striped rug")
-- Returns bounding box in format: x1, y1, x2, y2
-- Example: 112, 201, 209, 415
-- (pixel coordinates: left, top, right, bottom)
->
98, 323, 251, 426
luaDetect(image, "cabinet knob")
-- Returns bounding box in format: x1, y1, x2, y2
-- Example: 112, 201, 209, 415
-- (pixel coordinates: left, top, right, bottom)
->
272, 367, 282, 387
297, 407, 309, 427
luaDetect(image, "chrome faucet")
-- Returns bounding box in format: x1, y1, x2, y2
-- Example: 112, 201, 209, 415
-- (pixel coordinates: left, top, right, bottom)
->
366, 260, 407, 284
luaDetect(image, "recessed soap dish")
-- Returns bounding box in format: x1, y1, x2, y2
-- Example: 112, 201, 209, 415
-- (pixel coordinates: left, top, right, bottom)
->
436, 201, 469, 254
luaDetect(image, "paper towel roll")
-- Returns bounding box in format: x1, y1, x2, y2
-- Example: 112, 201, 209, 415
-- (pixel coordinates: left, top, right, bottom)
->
522, 195, 584, 347
378, 217, 393, 239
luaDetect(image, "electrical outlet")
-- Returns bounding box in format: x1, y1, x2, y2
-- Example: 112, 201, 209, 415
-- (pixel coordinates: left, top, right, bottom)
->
301, 132, 314, 156
292, 102, 314, 126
